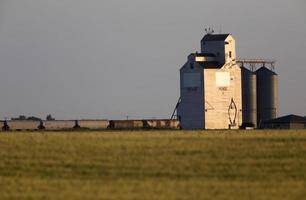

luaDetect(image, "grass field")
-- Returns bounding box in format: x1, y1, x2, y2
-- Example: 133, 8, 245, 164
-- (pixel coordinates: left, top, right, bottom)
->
0, 130, 306, 200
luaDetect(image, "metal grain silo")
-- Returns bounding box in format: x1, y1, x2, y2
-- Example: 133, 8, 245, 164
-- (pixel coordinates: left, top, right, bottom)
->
256, 67, 278, 127
241, 67, 257, 127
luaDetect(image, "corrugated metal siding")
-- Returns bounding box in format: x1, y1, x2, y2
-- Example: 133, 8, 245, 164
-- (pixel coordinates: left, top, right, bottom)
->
7, 120, 40, 130
109, 120, 143, 129
241, 67, 257, 127
78, 120, 109, 129
43, 120, 75, 130
260, 123, 289, 129
145, 120, 179, 129
256, 67, 278, 126
109, 120, 179, 129
290, 123, 305, 129
261, 122, 305, 129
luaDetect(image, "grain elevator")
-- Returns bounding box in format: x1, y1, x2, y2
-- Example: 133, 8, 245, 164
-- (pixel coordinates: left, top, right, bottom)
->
176, 32, 278, 129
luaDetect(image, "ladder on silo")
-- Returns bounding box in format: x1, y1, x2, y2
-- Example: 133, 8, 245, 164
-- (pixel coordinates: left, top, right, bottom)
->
171, 97, 181, 120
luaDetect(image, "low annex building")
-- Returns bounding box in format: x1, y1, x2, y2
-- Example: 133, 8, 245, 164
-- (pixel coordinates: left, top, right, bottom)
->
261, 115, 306, 129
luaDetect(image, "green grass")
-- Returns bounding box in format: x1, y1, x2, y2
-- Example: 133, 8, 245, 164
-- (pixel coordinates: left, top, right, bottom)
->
0, 130, 306, 200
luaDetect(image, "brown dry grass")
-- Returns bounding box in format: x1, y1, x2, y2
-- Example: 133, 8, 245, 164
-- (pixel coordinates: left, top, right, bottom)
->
0, 129, 306, 199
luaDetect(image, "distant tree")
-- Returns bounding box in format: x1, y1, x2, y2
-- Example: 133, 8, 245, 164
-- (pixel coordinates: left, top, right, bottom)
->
46, 114, 55, 121
27, 116, 41, 121
38, 120, 45, 130
2, 121, 9, 131
11, 115, 27, 120
11, 115, 41, 121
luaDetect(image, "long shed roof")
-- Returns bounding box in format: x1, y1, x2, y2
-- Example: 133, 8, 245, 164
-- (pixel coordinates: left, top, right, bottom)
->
264, 115, 306, 124
201, 34, 230, 41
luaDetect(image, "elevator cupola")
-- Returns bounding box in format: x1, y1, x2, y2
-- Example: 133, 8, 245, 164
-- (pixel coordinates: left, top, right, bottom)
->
201, 34, 236, 66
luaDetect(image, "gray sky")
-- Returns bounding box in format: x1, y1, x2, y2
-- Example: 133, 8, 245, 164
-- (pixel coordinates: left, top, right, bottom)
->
0, 0, 305, 120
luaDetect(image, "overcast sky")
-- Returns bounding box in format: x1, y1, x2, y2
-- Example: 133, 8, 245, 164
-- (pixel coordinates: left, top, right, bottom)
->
0, 0, 305, 120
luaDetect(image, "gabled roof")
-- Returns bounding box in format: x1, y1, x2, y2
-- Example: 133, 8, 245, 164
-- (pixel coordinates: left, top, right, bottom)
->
183, 53, 221, 69
195, 53, 216, 57
264, 115, 306, 124
256, 66, 277, 75
201, 34, 230, 42
197, 61, 221, 68
241, 66, 255, 74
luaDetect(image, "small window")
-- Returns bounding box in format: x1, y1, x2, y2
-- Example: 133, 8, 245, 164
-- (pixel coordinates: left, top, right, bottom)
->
229, 51, 232, 58
190, 63, 194, 69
